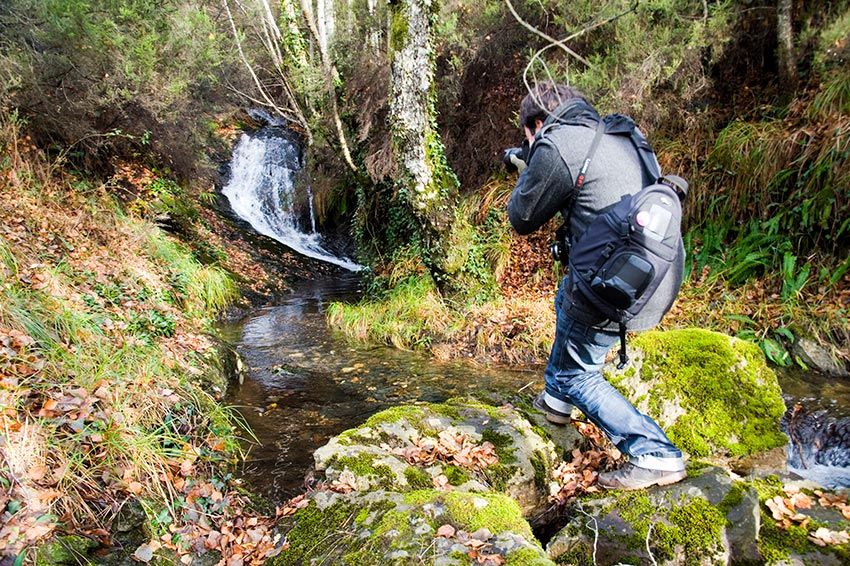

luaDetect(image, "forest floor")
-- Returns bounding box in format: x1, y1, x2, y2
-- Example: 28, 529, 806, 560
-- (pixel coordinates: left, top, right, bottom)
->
0, 113, 296, 564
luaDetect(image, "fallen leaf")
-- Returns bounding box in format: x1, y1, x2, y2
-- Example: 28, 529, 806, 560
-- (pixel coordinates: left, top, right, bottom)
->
436, 524, 455, 538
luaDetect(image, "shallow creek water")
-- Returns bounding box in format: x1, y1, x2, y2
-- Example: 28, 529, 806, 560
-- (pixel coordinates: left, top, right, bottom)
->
222, 275, 539, 502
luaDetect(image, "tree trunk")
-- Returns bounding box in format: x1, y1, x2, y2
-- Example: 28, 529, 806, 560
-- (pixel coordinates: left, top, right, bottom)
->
777, 0, 797, 88
388, 0, 459, 285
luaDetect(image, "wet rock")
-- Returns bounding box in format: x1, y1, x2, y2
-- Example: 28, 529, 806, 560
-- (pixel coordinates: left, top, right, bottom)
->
546, 466, 757, 565
792, 338, 848, 377
313, 398, 575, 517
112, 499, 147, 533
268, 489, 554, 565
604, 328, 787, 458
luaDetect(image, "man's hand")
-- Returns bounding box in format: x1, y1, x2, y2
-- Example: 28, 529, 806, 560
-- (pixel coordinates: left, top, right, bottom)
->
502, 139, 530, 173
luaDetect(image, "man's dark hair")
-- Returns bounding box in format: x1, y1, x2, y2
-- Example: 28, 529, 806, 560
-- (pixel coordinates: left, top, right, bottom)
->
519, 81, 585, 130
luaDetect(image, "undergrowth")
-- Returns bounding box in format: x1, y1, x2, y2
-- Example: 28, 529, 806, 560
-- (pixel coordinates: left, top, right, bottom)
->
0, 110, 264, 561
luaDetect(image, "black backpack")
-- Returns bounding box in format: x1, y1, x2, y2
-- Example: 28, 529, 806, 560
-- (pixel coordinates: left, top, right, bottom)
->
563, 119, 688, 368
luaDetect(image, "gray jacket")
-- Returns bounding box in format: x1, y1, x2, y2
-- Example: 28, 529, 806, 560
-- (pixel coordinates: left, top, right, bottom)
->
507, 101, 684, 331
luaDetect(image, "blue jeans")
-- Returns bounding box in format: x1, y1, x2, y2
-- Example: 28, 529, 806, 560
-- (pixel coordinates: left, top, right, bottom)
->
544, 277, 684, 471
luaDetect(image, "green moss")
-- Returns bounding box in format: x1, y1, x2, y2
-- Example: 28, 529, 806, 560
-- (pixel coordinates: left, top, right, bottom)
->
272, 500, 359, 565
363, 405, 428, 429
552, 544, 594, 566
757, 520, 812, 564
529, 451, 548, 490
748, 475, 784, 501
404, 466, 433, 489
449, 550, 474, 565
505, 546, 552, 565
428, 401, 462, 422
444, 397, 503, 420
607, 492, 724, 564
530, 424, 550, 441
629, 329, 787, 457
481, 428, 517, 464
444, 464, 471, 486
484, 463, 518, 491
662, 497, 725, 565
331, 453, 395, 487
443, 491, 533, 539
717, 482, 747, 517
389, 6, 409, 52
35, 535, 97, 565
343, 509, 415, 564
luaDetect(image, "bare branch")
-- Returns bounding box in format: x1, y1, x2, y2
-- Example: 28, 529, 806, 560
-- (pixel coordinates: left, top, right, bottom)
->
503, 0, 592, 67
575, 501, 599, 566
646, 523, 659, 566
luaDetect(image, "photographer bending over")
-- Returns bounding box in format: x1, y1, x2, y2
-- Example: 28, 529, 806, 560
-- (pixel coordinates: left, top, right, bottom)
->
506, 81, 687, 490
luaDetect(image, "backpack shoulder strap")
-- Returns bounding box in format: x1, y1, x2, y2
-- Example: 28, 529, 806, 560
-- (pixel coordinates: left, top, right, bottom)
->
629, 127, 662, 181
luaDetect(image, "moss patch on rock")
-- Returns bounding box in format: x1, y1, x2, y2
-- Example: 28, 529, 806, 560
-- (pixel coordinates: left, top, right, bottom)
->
607, 328, 787, 457
272, 490, 551, 565
313, 399, 562, 518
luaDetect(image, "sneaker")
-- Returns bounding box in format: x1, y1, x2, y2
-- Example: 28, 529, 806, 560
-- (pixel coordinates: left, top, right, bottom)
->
597, 462, 686, 491
532, 392, 573, 425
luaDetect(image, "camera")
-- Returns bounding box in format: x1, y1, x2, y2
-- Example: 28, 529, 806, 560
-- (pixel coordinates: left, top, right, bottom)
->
550, 223, 571, 263
501, 139, 530, 173
550, 237, 570, 263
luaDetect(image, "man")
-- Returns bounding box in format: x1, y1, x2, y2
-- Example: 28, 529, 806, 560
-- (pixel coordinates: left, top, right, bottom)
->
507, 81, 686, 490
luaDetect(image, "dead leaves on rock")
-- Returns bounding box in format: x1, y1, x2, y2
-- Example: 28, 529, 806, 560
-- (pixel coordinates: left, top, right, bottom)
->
550, 421, 620, 504
765, 485, 850, 548
435, 524, 505, 565
391, 430, 499, 472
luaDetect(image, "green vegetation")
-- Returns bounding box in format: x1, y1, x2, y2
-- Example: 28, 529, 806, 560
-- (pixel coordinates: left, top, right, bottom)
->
272, 490, 545, 565
0, 101, 249, 560
608, 329, 787, 457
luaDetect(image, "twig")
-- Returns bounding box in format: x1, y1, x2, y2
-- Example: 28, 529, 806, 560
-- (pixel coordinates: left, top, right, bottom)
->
503, 0, 591, 67
517, 381, 535, 393
575, 500, 599, 566
646, 523, 658, 566
510, 0, 639, 126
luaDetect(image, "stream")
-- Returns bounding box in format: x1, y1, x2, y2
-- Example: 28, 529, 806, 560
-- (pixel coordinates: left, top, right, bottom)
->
219, 122, 850, 504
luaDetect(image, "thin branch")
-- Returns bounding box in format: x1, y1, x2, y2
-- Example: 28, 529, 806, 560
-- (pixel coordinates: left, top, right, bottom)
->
516, 1, 640, 126
222, 0, 294, 119
646, 523, 659, 566
575, 501, 599, 566
503, 0, 592, 67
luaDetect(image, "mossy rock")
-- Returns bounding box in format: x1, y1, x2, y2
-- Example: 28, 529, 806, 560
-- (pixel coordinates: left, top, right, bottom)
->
34, 535, 98, 565
313, 398, 567, 517
605, 328, 787, 458
547, 466, 757, 565
269, 489, 554, 565
749, 476, 850, 565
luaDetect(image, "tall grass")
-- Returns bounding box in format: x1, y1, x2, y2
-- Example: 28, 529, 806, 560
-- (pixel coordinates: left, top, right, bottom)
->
145, 227, 239, 315
328, 275, 458, 349
0, 109, 243, 555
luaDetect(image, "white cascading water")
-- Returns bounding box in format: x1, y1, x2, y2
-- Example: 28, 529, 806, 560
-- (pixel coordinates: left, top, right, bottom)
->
222, 131, 361, 271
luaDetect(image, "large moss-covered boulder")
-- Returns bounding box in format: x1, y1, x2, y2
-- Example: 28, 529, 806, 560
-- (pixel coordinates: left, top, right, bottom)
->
605, 329, 787, 458
270, 489, 554, 565
313, 398, 579, 517
547, 466, 760, 565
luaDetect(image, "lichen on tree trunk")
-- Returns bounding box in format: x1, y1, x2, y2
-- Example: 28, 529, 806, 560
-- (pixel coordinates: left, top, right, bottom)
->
388, 0, 460, 286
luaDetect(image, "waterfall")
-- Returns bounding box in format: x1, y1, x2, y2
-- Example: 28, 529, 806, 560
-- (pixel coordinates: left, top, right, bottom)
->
222, 129, 361, 271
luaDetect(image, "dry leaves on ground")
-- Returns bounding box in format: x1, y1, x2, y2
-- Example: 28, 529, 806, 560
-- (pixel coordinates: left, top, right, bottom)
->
550, 421, 620, 504
434, 525, 505, 565
765, 485, 850, 547
390, 430, 499, 472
